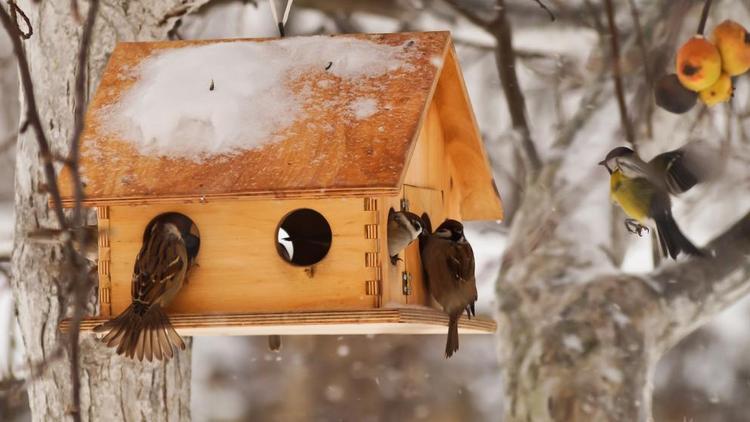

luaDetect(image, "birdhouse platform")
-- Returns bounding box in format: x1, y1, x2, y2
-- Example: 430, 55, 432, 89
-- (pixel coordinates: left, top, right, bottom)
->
57, 31, 502, 337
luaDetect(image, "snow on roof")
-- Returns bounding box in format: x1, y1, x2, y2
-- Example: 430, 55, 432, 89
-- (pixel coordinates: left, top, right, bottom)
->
103, 37, 412, 161
60, 32, 474, 204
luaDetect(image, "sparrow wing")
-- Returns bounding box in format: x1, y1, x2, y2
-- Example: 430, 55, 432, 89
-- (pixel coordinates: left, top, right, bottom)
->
446, 242, 475, 283
132, 222, 189, 307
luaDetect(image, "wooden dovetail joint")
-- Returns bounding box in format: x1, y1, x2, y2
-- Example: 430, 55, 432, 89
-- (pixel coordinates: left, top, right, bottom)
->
365, 252, 379, 268
100, 287, 111, 305
364, 197, 378, 211
364, 224, 379, 239
365, 280, 381, 296
96, 206, 112, 314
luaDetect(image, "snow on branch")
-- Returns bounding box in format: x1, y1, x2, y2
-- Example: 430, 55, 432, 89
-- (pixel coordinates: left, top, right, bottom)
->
651, 210, 750, 352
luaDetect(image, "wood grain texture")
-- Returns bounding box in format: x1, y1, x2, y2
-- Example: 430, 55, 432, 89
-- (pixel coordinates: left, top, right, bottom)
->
60, 32, 448, 204
403, 185, 446, 307
106, 199, 379, 315
58, 31, 503, 224
434, 47, 504, 221
60, 308, 497, 336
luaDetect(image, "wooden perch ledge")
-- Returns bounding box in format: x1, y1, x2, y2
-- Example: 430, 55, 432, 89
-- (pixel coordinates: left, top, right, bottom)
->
59, 308, 497, 336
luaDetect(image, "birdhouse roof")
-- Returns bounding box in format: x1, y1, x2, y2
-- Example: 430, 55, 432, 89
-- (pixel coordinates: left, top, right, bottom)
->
60, 31, 501, 220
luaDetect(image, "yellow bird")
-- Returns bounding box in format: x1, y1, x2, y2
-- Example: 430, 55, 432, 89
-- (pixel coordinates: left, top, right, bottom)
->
599, 146, 704, 259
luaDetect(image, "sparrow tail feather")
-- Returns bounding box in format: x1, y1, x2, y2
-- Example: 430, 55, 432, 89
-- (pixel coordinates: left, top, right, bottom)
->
94, 304, 184, 361
445, 314, 460, 358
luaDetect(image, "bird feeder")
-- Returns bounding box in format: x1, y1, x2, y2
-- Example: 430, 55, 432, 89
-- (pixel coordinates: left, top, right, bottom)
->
57, 31, 502, 336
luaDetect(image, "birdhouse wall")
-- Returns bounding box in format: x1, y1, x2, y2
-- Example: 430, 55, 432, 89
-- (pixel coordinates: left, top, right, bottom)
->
377, 98, 464, 310
98, 198, 383, 317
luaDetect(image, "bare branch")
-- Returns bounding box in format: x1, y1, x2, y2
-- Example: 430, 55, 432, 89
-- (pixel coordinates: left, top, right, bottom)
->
653, 210, 750, 351
530, 0, 555, 21
7, 0, 32, 39
603, 0, 636, 149
446, 0, 542, 180
66, 1, 100, 420
626, 0, 653, 138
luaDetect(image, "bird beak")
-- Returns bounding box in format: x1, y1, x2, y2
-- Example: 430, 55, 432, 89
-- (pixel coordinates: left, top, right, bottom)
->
598, 159, 612, 174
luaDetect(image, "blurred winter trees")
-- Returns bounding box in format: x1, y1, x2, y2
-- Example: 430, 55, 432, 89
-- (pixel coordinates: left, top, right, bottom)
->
2, 0, 750, 421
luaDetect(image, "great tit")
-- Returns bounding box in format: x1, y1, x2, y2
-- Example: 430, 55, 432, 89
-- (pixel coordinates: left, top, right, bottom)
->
94, 213, 200, 361
599, 146, 703, 259
419, 219, 477, 358
387, 209, 424, 265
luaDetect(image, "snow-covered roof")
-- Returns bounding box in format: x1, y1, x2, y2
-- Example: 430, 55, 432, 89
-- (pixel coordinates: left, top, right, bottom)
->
59, 32, 500, 220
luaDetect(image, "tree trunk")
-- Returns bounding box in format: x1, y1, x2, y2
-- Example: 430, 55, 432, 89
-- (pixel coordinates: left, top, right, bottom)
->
496, 169, 750, 421
10, 1, 207, 419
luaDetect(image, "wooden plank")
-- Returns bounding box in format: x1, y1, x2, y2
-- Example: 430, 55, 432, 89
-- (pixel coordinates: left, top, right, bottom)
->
59, 32, 451, 204
403, 185, 446, 307
59, 307, 497, 336
57, 186, 399, 208
107, 199, 377, 315
433, 46, 504, 221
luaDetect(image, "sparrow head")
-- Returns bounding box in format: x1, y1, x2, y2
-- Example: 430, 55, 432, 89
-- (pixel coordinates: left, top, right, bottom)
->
599, 146, 635, 174
148, 213, 201, 260
435, 219, 466, 243
391, 210, 424, 238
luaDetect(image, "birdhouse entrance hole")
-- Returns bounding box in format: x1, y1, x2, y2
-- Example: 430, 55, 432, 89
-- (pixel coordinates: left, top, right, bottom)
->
276, 208, 332, 266
144, 212, 201, 256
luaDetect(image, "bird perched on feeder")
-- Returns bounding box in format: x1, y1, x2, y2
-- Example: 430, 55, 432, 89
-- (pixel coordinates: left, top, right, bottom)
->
599, 145, 712, 259
94, 213, 200, 361
387, 209, 424, 265
419, 219, 477, 358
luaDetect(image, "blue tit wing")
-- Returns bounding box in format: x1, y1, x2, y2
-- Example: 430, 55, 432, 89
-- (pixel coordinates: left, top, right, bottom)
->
616, 155, 653, 180
650, 149, 697, 195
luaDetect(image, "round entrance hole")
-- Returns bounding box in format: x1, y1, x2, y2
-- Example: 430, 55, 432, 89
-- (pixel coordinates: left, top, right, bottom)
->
143, 212, 201, 259
275, 209, 332, 266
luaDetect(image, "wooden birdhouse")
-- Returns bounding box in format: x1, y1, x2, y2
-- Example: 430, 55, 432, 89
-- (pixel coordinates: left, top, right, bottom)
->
58, 31, 502, 337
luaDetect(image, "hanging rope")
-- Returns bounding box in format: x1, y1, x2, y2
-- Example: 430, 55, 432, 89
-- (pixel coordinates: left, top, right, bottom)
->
268, 0, 293, 37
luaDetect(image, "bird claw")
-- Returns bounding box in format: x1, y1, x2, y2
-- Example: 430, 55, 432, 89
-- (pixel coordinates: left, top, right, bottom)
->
624, 219, 649, 237
390, 255, 403, 265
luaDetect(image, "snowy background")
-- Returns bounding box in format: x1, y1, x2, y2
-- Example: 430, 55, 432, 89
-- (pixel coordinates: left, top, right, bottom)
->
3, 1, 750, 421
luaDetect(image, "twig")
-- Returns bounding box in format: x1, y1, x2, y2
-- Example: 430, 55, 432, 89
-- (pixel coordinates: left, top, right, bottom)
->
0, 4, 67, 230
603, 0, 636, 149
444, 0, 542, 180
70, 0, 81, 23
493, 0, 542, 179
530, 0, 555, 22
67, 1, 99, 420
7, 0, 32, 39
626, 0, 653, 139
696, 0, 713, 35
158, 3, 192, 26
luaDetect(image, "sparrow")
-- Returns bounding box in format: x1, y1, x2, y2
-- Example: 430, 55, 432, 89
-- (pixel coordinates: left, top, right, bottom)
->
387, 209, 424, 265
419, 219, 477, 358
94, 213, 200, 361
599, 145, 707, 259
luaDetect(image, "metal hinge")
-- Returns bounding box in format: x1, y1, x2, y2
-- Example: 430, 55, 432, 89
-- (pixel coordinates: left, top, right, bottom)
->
400, 198, 410, 211
402, 271, 412, 295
